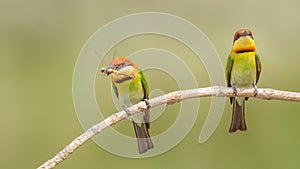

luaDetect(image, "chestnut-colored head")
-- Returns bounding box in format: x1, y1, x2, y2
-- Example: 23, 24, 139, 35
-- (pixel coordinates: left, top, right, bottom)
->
110, 57, 134, 68
233, 29, 254, 42
232, 29, 256, 53
103, 57, 138, 82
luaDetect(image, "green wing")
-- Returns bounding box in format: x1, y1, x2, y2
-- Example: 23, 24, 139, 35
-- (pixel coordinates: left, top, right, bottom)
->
139, 70, 150, 128
255, 54, 262, 84
139, 70, 149, 99
225, 55, 233, 88
225, 55, 233, 104
112, 82, 119, 98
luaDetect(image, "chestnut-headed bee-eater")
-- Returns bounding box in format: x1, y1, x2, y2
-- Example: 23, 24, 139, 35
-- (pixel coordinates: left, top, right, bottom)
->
102, 57, 153, 153
225, 29, 262, 133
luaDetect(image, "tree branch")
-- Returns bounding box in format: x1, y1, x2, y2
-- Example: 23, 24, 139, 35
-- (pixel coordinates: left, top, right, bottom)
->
37, 86, 300, 169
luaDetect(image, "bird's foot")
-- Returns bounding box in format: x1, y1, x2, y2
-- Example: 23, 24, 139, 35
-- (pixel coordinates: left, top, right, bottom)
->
122, 105, 131, 116
232, 85, 237, 96
253, 84, 258, 97
144, 99, 151, 109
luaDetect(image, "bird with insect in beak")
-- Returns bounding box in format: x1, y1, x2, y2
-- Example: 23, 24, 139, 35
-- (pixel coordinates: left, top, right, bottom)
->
101, 57, 153, 153
225, 29, 262, 133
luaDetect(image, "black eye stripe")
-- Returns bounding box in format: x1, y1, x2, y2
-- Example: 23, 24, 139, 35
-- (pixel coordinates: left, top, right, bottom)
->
115, 63, 132, 70
233, 33, 254, 42
234, 34, 240, 42
249, 34, 254, 39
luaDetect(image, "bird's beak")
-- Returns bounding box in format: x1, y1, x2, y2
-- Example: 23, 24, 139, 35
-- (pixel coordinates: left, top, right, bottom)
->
241, 30, 249, 37
101, 65, 115, 76
106, 65, 115, 75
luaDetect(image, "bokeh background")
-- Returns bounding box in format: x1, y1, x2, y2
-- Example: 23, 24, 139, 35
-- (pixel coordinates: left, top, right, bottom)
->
1, 0, 300, 169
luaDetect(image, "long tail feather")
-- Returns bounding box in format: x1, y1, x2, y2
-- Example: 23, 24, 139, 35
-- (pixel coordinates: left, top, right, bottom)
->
132, 122, 154, 154
229, 97, 247, 133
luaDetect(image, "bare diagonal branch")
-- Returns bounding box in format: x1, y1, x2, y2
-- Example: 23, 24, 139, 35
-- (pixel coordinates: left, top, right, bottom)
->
37, 86, 300, 169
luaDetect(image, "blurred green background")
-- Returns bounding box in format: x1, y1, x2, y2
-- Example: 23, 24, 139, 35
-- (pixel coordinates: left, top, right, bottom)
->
1, 0, 300, 169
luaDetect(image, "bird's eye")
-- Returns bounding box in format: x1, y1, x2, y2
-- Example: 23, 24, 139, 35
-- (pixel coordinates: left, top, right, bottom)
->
234, 34, 240, 42
249, 33, 254, 39
115, 61, 125, 70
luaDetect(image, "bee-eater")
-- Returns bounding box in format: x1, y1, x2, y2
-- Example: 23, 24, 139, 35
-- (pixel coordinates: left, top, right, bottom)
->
102, 57, 153, 153
225, 29, 262, 133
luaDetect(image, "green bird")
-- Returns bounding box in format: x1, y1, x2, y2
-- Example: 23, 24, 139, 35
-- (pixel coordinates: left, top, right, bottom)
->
102, 57, 153, 153
226, 29, 262, 133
